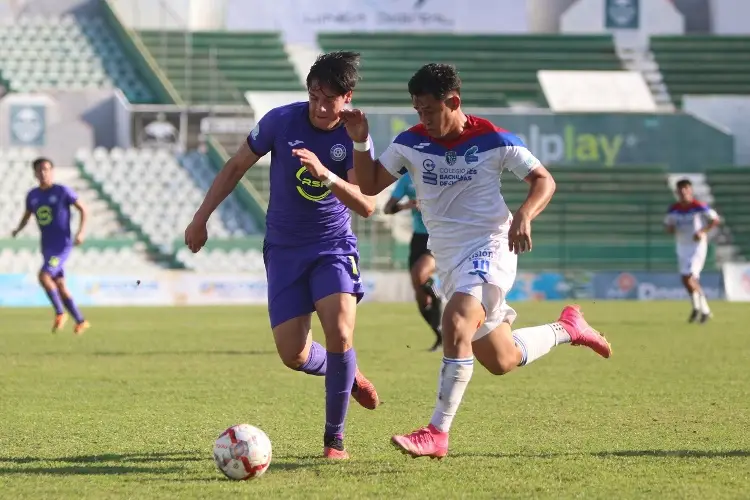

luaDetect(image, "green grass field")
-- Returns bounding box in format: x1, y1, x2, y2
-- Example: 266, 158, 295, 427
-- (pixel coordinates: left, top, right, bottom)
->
1, 302, 749, 499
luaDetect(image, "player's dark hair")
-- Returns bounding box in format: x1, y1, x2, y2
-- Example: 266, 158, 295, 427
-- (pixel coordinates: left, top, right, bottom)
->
306, 51, 361, 96
408, 63, 462, 101
32, 157, 53, 170
676, 178, 692, 189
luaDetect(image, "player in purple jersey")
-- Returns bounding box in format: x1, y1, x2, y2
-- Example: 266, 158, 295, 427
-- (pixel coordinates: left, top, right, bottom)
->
11, 158, 90, 335
184, 52, 380, 459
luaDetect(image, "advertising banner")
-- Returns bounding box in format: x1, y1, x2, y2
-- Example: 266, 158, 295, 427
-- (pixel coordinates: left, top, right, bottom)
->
224, 0, 530, 43
366, 111, 733, 171
721, 262, 750, 302
592, 271, 724, 300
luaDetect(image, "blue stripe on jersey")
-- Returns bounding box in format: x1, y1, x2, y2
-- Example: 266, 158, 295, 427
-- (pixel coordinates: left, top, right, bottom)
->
393, 130, 525, 156
669, 205, 709, 214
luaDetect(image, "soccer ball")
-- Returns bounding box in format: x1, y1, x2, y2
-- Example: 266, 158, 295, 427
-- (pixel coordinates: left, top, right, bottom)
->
213, 424, 272, 480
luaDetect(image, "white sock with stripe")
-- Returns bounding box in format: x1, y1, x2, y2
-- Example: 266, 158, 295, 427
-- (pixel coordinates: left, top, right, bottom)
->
429, 357, 474, 433
512, 323, 570, 366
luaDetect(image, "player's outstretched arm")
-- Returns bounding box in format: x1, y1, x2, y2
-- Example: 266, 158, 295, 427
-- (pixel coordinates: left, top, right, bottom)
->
11, 209, 32, 238
185, 141, 260, 252
340, 109, 397, 196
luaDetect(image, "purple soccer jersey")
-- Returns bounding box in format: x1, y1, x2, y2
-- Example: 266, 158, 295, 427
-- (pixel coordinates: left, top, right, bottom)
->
248, 102, 364, 327
26, 184, 78, 277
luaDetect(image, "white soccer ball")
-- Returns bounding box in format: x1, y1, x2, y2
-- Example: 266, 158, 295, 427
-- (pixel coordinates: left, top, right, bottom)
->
213, 424, 272, 480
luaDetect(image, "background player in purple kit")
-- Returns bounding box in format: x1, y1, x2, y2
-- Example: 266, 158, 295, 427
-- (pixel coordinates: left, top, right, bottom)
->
184, 51, 380, 459
11, 158, 90, 335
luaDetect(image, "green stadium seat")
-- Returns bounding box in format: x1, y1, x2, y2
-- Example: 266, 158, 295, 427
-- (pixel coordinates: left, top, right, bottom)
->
706, 166, 750, 259
136, 30, 302, 105
318, 33, 621, 107
651, 35, 750, 107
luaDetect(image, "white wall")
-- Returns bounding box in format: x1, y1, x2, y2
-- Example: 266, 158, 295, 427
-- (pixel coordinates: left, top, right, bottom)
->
108, 0, 227, 30
709, 0, 750, 34
561, 0, 684, 44
527, 0, 576, 32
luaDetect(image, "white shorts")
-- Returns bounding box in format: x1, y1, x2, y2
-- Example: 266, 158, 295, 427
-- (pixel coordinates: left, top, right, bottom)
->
439, 240, 518, 342
677, 241, 707, 278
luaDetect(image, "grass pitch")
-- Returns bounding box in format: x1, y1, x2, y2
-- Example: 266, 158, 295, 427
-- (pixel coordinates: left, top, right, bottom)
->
1, 301, 748, 499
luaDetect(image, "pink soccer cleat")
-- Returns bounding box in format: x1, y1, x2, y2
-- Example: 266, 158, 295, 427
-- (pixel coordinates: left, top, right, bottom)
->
323, 447, 350, 460
391, 424, 449, 459
351, 368, 380, 410
558, 305, 612, 358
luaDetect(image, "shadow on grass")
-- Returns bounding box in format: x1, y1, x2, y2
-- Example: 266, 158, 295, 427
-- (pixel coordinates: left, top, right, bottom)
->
450, 449, 750, 460
0, 451, 204, 466
28, 350, 277, 357
0, 465, 183, 475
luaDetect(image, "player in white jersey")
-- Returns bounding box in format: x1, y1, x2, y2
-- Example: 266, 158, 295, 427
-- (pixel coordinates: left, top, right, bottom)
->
664, 178, 719, 323
340, 63, 613, 458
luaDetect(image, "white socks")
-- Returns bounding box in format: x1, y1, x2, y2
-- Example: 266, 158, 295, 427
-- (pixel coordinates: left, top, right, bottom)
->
691, 291, 701, 311
429, 357, 474, 433
512, 323, 570, 366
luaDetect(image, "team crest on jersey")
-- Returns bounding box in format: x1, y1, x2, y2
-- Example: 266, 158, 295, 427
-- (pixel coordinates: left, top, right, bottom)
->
445, 150, 457, 166
330, 143, 347, 161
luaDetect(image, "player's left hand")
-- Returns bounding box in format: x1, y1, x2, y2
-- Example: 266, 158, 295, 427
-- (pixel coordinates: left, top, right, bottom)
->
74, 234, 85, 246
509, 212, 532, 254
693, 231, 705, 242
292, 148, 328, 181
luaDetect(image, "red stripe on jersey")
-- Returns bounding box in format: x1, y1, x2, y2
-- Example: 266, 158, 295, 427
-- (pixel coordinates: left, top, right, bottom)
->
408, 115, 506, 149
669, 200, 707, 213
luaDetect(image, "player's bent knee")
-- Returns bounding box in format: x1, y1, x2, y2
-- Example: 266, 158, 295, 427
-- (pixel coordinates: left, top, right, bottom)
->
279, 351, 307, 370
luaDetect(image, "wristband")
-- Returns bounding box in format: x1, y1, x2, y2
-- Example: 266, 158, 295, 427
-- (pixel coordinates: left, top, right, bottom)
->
353, 137, 371, 152
322, 171, 339, 188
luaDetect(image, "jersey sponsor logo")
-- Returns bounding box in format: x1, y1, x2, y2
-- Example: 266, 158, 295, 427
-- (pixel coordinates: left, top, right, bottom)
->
36, 205, 53, 226
295, 166, 331, 202
445, 150, 457, 166
464, 145, 479, 164
422, 158, 438, 185
413, 142, 430, 150
288, 140, 304, 147
330, 143, 347, 161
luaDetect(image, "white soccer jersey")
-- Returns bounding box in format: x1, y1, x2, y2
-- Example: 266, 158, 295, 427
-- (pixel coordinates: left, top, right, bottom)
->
664, 200, 719, 246
378, 116, 541, 275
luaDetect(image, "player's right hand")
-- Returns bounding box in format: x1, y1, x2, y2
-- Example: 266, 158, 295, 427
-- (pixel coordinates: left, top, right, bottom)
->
340, 109, 369, 143
184, 217, 208, 253
11, 229, 19, 238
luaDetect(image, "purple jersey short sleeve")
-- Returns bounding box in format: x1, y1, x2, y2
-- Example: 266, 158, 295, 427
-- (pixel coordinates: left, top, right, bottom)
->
26, 184, 76, 277
249, 102, 365, 327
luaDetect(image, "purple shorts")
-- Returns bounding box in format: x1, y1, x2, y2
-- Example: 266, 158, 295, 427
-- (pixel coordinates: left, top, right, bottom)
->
263, 238, 364, 328
41, 246, 72, 279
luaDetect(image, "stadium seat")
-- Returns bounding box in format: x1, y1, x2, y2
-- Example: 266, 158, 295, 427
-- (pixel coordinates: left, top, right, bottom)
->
318, 34, 622, 107
135, 31, 302, 105
651, 36, 750, 108
0, 15, 156, 103
76, 148, 260, 272
705, 166, 750, 260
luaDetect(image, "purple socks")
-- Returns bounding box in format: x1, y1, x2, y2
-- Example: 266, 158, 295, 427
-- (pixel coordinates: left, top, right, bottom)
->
324, 348, 357, 441
62, 297, 84, 323
45, 288, 64, 315
297, 341, 327, 376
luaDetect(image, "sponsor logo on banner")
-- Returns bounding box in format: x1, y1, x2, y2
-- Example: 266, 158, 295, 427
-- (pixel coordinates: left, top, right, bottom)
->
507, 272, 580, 301
71, 275, 173, 306
0, 274, 49, 306
179, 274, 268, 305
721, 263, 750, 302
593, 272, 723, 300
605, 0, 640, 30
10, 104, 45, 146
